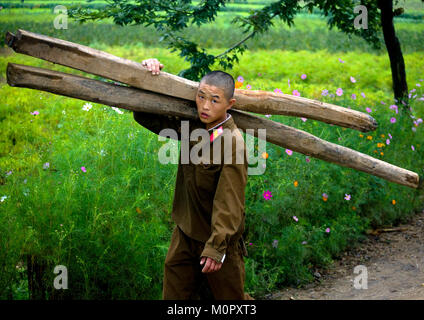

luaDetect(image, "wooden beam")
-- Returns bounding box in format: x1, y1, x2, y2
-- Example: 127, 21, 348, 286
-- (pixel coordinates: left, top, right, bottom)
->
6, 62, 421, 189
5, 29, 377, 132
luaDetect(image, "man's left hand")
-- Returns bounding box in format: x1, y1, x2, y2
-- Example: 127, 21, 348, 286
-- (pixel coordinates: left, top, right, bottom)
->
200, 256, 223, 273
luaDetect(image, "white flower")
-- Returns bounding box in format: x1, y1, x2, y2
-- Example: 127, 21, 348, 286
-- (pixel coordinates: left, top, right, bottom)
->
1, 196, 7, 202
111, 107, 124, 114
82, 103, 93, 111
62, 110, 66, 115
43, 162, 50, 170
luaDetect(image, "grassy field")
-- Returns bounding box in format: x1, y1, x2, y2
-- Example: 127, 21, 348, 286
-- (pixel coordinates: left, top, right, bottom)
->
1, 1, 424, 299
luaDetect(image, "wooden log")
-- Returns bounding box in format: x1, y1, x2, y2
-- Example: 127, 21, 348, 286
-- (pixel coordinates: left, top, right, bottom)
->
6, 62, 421, 189
5, 29, 377, 132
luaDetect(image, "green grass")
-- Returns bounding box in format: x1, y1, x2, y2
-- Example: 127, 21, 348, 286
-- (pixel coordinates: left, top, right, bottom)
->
1, 6, 424, 299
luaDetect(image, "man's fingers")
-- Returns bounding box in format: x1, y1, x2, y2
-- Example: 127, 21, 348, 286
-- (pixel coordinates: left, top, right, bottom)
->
202, 258, 212, 273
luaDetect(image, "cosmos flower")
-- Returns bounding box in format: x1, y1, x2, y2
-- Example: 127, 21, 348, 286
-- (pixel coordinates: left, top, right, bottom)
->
386, 139, 390, 145
411, 145, 415, 151
366, 107, 372, 113
82, 103, 92, 111
388, 133, 392, 139
305, 157, 310, 163
322, 193, 328, 201
81, 166, 87, 173
301, 117, 307, 122
325, 228, 331, 233
263, 190, 272, 200
350, 76, 356, 83
338, 58, 345, 63
322, 89, 329, 96
43, 162, 50, 170
31, 111, 40, 116
237, 76, 244, 83
274, 88, 282, 94
301, 74, 307, 80
292, 90, 300, 97
361, 92, 366, 98
351, 94, 357, 100
344, 194, 351, 200
246, 84, 252, 90
293, 216, 299, 222
265, 114, 272, 118
390, 117, 396, 124
336, 88, 343, 96
285, 149, 293, 156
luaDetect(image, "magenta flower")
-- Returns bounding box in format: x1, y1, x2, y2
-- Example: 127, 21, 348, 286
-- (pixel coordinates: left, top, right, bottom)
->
81, 166, 87, 173
388, 133, 392, 139
361, 92, 366, 98
263, 190, 272, 200
274, 88, 282, 94
386, 139, 390, 145
292, 90, 300, 97
322, 89, 329, 96
344, 194, 351, 200
265, 114, 271, 118
293, 216, 298, 222
286, 149, 293, 156
301, 117, 307, 122
301, 74, 307, 80
325, 227, 331, 233
381, 101, 386, 105
350, 76, 356, 83
246, 84, 252, 90
411, 145, 415, 151
237, 76, 244, 83
390, 117, 396, 124
351, 93, 357, 100
288, 79, 291, 88
338, 58, 345, 63
336, 88, 343, 96
249, 242, 253, 246
305, 157, 310, 163
366, 107, 372, 113
322, 193, 328, 199
389, 104, 398, 114
31, 111, 39, 116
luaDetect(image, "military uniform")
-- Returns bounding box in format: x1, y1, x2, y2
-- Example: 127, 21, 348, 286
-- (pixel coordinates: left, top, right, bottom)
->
133, 110, 251, 300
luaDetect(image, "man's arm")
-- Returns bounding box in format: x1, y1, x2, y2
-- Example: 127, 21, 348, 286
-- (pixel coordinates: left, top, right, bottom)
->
200, 133, 248, 272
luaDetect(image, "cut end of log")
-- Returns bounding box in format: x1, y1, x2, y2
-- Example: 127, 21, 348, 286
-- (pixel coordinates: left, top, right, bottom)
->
5, 31, 16, 48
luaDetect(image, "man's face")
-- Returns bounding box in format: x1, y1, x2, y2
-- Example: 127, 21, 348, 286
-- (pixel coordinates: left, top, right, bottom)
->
195, 82, 236, 130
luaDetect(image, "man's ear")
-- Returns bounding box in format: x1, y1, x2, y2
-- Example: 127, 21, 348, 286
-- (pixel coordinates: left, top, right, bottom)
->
227, 98, 236, 110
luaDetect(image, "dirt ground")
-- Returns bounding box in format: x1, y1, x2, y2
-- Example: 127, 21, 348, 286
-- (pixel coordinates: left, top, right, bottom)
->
265, 209, 424, 300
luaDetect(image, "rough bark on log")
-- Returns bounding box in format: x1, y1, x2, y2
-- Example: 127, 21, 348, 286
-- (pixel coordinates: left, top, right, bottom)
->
5, 29, 377, 132
6, 62, 421, 189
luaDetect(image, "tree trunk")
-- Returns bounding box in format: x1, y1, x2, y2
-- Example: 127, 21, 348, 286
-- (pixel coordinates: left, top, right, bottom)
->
378, 0, 408, 106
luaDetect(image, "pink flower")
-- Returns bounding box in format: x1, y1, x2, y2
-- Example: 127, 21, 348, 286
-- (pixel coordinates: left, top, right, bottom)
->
265, 114, 271, 118
390, 117, 396, 124
305, 157, 310, 163
381, 101, 386, 105
417, 83, 421, 87
237, 76, 244, 83
322, 89, 329, 96
292, 90, 300, 97
351, 93, 357, 100
361, 92, 366, 98
344, 194, 351, 200
388, 133, 392, 139
389, 105, 398, 114
301, 117, 307, 122
325, 227, 331, 233
366, 107, 372, 113
246, 84, 252, 90
249, 242, 253, 246
386, 139, 390, 145
274, 88, 282, 94
286, 149, 293, 156
31, 111, 39, 116
336, 88, 343, 96
411, 145, 415, 151
288, 79, 291, 88
293, 216, 298, 222
301, 74, 307, 80
322, 193, 328, 199
263, 190, 272, 200
350, 76, 356, 83
338, 58, 345, 63
81, 166, 87, 172
302, 241, 308, 245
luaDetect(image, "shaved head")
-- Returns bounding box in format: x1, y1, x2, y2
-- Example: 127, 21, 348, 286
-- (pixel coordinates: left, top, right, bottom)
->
199, 70, 235, 102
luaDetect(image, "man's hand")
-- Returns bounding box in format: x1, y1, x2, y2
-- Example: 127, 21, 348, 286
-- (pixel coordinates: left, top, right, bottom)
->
141, 58, 164, 75
200, 256, 223, 273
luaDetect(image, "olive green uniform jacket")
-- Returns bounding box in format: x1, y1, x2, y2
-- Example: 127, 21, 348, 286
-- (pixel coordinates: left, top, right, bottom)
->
133, 110, 248, 263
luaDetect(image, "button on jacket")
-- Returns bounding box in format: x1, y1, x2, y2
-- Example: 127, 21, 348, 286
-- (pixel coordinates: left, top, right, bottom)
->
133, 110, 248, 263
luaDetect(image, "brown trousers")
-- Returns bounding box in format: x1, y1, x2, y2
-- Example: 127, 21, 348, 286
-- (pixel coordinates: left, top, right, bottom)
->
163, 225, 252, 300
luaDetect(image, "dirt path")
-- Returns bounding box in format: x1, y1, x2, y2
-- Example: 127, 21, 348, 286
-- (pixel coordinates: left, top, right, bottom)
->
265, 210, 424, 300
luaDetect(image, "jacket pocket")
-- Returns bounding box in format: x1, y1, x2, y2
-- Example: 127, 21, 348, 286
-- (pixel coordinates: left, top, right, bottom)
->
195, 163, 221, 194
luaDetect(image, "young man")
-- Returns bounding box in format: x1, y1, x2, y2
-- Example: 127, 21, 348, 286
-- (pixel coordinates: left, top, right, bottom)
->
133, 58, 252, 300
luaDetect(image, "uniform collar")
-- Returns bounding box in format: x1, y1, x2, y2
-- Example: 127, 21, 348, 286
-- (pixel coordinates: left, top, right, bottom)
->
207, 113, 234, 143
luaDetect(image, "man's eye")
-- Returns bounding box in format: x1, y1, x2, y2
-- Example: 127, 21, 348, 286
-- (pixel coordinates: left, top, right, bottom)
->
213, 100, 217, 103
199, 96, 204, 99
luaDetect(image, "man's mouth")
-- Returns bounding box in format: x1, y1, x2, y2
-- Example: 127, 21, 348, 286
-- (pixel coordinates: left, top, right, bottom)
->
201, 112, 209, 119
